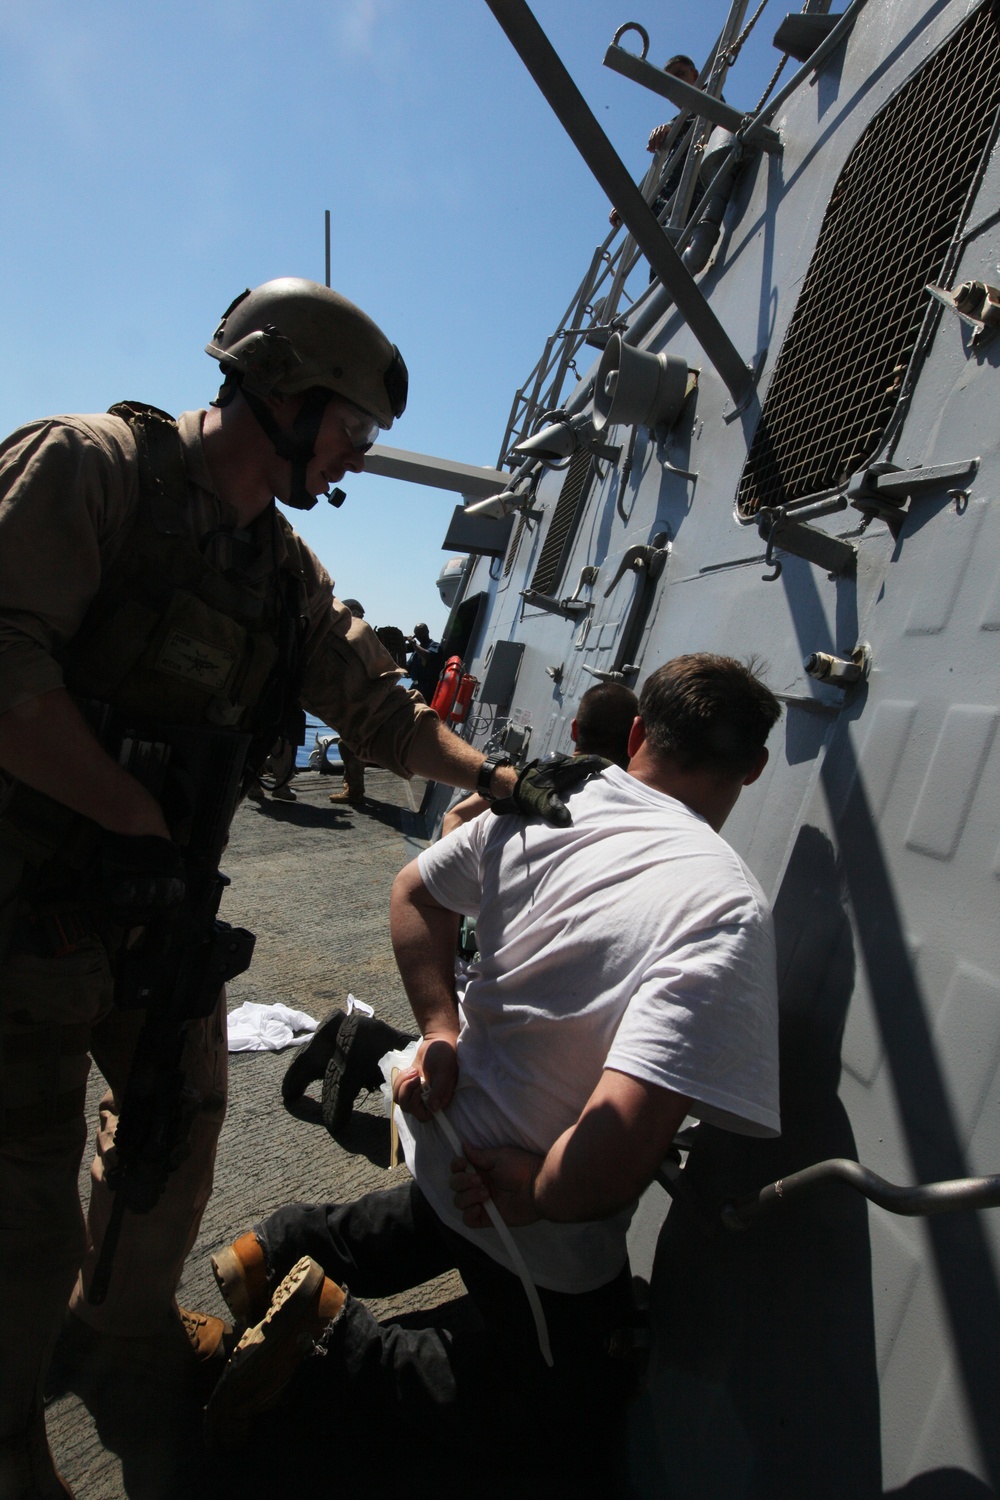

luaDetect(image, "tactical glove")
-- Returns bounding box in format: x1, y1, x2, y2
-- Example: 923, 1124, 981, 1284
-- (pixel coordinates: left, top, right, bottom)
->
99, 833, 187, 923
491, 754, 611, 827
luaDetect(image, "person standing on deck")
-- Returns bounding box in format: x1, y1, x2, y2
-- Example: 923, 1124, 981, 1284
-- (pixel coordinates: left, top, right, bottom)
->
0, 276, 561, 1500
405, 623, 442, 702
609, 53, 701, 229
327, 597, 370, 808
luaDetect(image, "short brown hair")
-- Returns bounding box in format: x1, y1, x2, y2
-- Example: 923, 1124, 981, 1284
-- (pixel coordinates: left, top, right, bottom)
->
664, 54, 697, 78
574, 682, 638, 767
638, 654, 780, 777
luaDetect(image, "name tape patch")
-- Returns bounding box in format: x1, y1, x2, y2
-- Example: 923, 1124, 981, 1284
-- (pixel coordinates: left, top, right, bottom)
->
155, 630, 238, 691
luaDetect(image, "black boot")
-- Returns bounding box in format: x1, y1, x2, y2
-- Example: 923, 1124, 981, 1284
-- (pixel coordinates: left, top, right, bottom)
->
281, 1010, 347, 1117
321, 1012, 416, 1135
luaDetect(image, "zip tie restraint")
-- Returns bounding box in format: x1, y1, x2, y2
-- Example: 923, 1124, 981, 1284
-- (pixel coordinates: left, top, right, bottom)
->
426, 1090, 554, 1368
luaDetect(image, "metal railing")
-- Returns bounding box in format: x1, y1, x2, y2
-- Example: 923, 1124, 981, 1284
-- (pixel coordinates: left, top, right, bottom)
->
493, 0, 872, 465
723, 1158, 1000, 1230
494, 3, 763, 466
655, 1151, 1000, 1234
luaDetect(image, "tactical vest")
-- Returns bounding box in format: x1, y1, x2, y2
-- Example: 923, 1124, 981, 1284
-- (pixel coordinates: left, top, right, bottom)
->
0, 402, 307, 870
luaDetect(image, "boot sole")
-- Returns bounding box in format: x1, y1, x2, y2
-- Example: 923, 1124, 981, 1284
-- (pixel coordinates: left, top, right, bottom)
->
204, 1256, 326, 1449
320, 1013, 415, 1136
281, 1009, 346, 1106
320, 1011, 364, 1134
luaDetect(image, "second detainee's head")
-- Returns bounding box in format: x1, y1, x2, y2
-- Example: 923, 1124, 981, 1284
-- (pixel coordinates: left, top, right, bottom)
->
637, 654, 781, 779
572, 682, 639, 768
664, 54, 698, 86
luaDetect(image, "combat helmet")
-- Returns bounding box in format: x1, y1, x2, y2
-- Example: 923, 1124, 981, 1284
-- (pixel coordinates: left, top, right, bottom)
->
206, 278, 408, 509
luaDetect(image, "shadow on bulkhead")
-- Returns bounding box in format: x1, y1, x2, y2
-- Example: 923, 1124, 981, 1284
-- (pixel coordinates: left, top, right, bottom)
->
627, 824, 881, 1500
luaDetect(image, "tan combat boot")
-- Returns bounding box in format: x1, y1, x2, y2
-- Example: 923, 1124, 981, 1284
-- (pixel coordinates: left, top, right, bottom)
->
328, 786, 363, 805
59, 1304, 233, 1397
204, 1257, 345, 1450
210, 1232, 271, 1328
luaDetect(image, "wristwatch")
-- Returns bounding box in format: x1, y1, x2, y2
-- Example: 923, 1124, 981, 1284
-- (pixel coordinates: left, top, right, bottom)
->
476, 751, 514, 800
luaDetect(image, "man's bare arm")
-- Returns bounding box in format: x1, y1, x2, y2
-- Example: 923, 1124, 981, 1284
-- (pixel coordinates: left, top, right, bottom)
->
451, 1069, 691, 1227
390, 859, 463, 1120
0, 687, 170, 839
404, 714, 517, 800
441, 792, 490, 837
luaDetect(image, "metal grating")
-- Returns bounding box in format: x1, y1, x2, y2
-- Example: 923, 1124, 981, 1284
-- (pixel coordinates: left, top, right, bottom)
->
503, 512, 526, 578
737, 1, 1000, 518
529, 449, 594, 596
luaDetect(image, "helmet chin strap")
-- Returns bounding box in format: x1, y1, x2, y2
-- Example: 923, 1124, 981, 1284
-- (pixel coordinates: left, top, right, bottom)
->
238, 382, 334, 511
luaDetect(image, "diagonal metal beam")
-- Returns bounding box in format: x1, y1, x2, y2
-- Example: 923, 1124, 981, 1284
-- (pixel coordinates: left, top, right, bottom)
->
483, 0, 754, 407
603, 44, 782, 151
366, 445, 509, 498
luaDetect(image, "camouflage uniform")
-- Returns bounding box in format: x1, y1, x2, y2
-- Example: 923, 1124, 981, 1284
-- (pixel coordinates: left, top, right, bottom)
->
0, 407, 432, 1445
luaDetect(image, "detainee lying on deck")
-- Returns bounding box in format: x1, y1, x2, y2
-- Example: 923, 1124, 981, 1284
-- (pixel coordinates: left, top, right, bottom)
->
204, 654, 783, 1481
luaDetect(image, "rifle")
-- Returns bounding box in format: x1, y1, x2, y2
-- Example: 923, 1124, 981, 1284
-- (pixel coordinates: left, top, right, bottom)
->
88, 722, 256, 1305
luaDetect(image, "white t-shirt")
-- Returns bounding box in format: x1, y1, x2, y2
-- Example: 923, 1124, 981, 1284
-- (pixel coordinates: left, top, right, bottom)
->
397, 765, 779, 1294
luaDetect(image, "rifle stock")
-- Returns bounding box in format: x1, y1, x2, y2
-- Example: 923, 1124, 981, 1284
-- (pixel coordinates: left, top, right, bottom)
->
89, 724, 256, 1305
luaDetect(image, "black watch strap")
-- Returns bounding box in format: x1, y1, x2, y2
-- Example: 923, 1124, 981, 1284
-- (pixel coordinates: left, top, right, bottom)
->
476, 752, 513, 800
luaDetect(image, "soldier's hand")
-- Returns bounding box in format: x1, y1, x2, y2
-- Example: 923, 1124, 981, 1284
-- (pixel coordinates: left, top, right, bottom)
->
99, 832, 186, 923
491, 754, 611, 827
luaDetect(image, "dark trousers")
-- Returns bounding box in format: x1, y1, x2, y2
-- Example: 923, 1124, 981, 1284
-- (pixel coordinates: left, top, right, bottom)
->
255, 1182, 636, 1484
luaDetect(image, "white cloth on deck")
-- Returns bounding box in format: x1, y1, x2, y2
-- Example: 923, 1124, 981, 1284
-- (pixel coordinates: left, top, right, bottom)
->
227, 1001, 318, 1053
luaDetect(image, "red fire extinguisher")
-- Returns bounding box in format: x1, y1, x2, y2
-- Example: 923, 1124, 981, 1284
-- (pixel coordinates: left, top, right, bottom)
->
429, 655, 463, 720
448, 674, 478, 727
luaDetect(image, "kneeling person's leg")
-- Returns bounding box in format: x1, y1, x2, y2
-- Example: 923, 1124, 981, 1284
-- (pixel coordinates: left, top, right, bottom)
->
212, 1181, 458, 1328
206, 1252, 515, 1456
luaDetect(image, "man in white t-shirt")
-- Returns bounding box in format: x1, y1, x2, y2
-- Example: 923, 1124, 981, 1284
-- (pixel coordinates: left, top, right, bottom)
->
205, 654, 782, 1481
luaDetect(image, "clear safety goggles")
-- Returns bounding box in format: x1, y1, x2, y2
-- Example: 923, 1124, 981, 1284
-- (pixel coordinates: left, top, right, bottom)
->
336, 400, 381, 453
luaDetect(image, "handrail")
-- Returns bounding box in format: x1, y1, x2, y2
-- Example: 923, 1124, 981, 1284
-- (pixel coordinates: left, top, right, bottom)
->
492, 0, 874, 463
721, 1158, 1000, 1231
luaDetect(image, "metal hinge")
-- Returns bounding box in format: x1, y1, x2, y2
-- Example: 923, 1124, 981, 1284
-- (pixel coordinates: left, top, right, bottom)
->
757, 501, 856, 581
847, 458, 979, 520
520, 564, 600, 619
581, 663, 639, 684
804, 643, 871, 688
927, 280, 1000, 347
603, 537, 671, 596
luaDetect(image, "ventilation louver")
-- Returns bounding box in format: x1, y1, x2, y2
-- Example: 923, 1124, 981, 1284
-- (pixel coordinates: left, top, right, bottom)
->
503, 513, 526, 578
528, 449, 593, 596
737, 1, 1000, 519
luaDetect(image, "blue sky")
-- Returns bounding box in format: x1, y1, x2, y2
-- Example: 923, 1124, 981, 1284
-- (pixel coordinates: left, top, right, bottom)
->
0, 0, 780, 634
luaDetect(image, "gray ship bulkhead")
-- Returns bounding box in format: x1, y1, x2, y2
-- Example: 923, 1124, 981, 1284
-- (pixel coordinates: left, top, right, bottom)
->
432, 1, 1000, 1493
